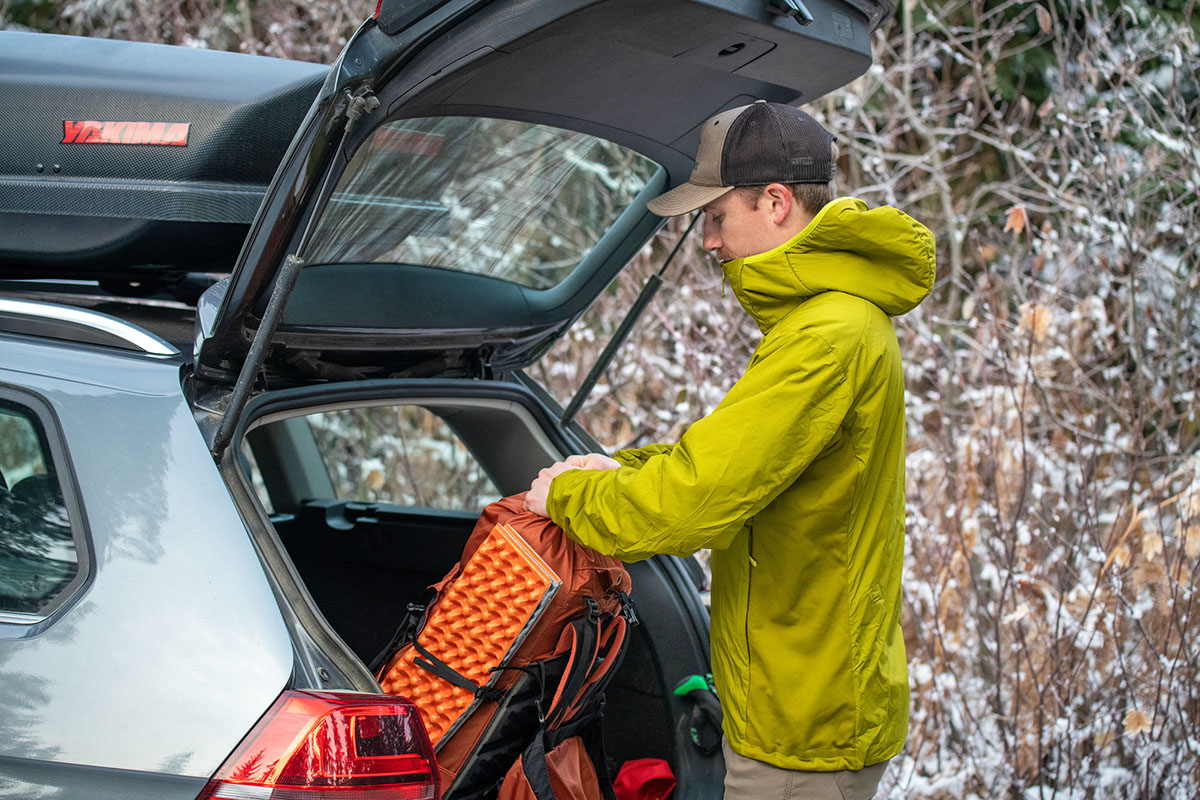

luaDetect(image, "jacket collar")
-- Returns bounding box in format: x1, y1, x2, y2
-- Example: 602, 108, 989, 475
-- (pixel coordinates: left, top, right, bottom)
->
720, 197, 937, 334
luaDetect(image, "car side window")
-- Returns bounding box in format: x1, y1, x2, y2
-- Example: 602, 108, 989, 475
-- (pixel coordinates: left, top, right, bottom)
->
0, 397, 81, 617
306, 405, 502, 511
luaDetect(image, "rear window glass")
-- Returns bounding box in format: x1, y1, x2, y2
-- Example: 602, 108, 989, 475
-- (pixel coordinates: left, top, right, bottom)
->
307, 405, 501, 511
305, 116, 659, 290
0, 398, 79, 617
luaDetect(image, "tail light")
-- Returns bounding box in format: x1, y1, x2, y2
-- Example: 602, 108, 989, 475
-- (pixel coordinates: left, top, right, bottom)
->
198, 690, 440, 799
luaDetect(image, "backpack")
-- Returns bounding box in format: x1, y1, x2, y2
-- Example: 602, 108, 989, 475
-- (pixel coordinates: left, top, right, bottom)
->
374, 494, 636, 800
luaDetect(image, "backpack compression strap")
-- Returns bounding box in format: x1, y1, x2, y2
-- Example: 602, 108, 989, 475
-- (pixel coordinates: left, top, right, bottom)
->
411, 638, 506, 703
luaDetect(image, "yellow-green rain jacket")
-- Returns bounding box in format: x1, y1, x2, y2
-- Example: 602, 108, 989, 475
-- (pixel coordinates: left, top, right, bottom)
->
546, 197, 936, 771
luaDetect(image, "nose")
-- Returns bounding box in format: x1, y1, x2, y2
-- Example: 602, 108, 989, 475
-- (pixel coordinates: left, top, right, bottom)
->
702, 220, 721, 253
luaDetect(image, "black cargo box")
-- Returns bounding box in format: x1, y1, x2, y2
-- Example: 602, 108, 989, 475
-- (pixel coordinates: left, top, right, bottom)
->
0, 32, 327, 288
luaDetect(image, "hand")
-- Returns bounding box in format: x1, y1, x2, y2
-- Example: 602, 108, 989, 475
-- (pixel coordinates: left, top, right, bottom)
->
524, 461, 580, 517
564, 453, 621, 471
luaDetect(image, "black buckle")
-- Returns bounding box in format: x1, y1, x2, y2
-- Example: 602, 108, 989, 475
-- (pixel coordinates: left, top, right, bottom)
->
610, 589, 639, 626
583, 596, 600, 622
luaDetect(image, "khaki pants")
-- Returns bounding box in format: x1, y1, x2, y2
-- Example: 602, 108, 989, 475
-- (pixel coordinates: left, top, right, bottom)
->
722, 740, 888, 800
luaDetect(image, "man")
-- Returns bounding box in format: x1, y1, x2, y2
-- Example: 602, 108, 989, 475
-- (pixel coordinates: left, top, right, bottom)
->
525, 101, 936, 799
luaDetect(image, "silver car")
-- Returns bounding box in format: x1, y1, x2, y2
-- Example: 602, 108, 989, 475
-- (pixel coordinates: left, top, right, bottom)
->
0, 0, 892, 796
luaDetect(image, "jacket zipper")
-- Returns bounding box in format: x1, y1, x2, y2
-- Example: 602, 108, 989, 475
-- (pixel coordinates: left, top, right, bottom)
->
745, 523, 755, 676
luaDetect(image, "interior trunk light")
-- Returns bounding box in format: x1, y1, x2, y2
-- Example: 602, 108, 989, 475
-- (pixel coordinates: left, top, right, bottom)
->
197, 690, 440, 799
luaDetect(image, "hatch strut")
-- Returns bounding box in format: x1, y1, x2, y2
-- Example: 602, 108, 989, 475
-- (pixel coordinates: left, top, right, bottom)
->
559, 213, 700, 427
209, 88, 377, 460
209, 253, 305, 459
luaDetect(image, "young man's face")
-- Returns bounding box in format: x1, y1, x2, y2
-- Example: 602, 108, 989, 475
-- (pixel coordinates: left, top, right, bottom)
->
701, 189, 781, 263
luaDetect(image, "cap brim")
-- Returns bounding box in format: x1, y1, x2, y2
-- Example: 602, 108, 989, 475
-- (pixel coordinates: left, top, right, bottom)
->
645, 181, 734, 216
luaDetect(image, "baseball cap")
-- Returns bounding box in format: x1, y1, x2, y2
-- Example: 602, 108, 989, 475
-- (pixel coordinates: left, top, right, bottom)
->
646, 100, 836, 216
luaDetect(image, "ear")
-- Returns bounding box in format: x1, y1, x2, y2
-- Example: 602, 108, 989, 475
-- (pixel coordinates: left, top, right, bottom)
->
762, 183, 793, 225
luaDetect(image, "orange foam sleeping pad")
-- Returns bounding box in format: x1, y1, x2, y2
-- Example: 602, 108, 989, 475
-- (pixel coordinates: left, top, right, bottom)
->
378, 522, 561, 745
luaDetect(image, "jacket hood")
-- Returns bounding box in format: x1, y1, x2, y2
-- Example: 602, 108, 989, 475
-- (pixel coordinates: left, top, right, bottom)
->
721, 196, 936, 333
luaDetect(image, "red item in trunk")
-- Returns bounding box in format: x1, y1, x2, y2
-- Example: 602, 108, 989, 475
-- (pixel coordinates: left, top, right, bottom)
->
613, 758, 677, 800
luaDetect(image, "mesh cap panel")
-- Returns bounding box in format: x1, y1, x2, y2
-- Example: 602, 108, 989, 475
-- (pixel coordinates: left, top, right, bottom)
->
721, 101, 835, 185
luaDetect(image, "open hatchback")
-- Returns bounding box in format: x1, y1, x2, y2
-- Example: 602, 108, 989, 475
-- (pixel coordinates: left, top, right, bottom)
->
189, 0, 890, 394
0, 0, 893, 797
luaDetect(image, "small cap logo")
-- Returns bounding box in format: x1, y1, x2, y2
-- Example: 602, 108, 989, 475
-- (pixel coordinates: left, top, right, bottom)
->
62, 121, 190, 146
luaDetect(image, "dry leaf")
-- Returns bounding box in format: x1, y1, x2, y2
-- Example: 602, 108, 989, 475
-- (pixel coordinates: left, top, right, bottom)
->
961, 296, 976, 320
1094, 729, 1116, 749
366, 468, 385, 491
1035, 4, 1052, 33
1124, 709, 1151, 737
1181, 521, 1200, 559
1003, 603, 1030, 624
1145, 143, 1163, 172
1142, 529, 1163, 561
1132, 559, 1166, 592
1019, 302, 1052, 342
961, 516, 979, 549
1004, 205, 1029, 236
1183, 475, 1200, 519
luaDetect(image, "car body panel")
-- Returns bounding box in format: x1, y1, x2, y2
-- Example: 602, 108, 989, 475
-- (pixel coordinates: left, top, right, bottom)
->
0, 756, 206, 800
0, 336, 293, 788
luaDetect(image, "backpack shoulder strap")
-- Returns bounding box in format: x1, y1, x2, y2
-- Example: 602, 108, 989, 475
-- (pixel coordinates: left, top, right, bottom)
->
543, 600, 601, 729
562, 615, 627, 725
369, 586, 438, 676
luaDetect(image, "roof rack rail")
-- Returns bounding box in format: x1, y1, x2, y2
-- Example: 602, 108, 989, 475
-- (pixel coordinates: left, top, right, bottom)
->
0, 297, 179, 355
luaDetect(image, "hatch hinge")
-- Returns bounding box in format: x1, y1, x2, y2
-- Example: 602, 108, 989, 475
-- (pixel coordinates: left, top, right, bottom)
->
767, 0, 815, 25
344, 87, 380, 133
209, 253, 306, 460
559, 213, 700, 427
474, 346, 497, 380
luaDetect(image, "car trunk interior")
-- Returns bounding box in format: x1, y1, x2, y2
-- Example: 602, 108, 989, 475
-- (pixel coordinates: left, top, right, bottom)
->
238, 385, 715, 788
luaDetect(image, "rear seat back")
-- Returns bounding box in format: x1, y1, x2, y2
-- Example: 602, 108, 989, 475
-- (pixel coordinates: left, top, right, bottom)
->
274, 499, 476, 661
